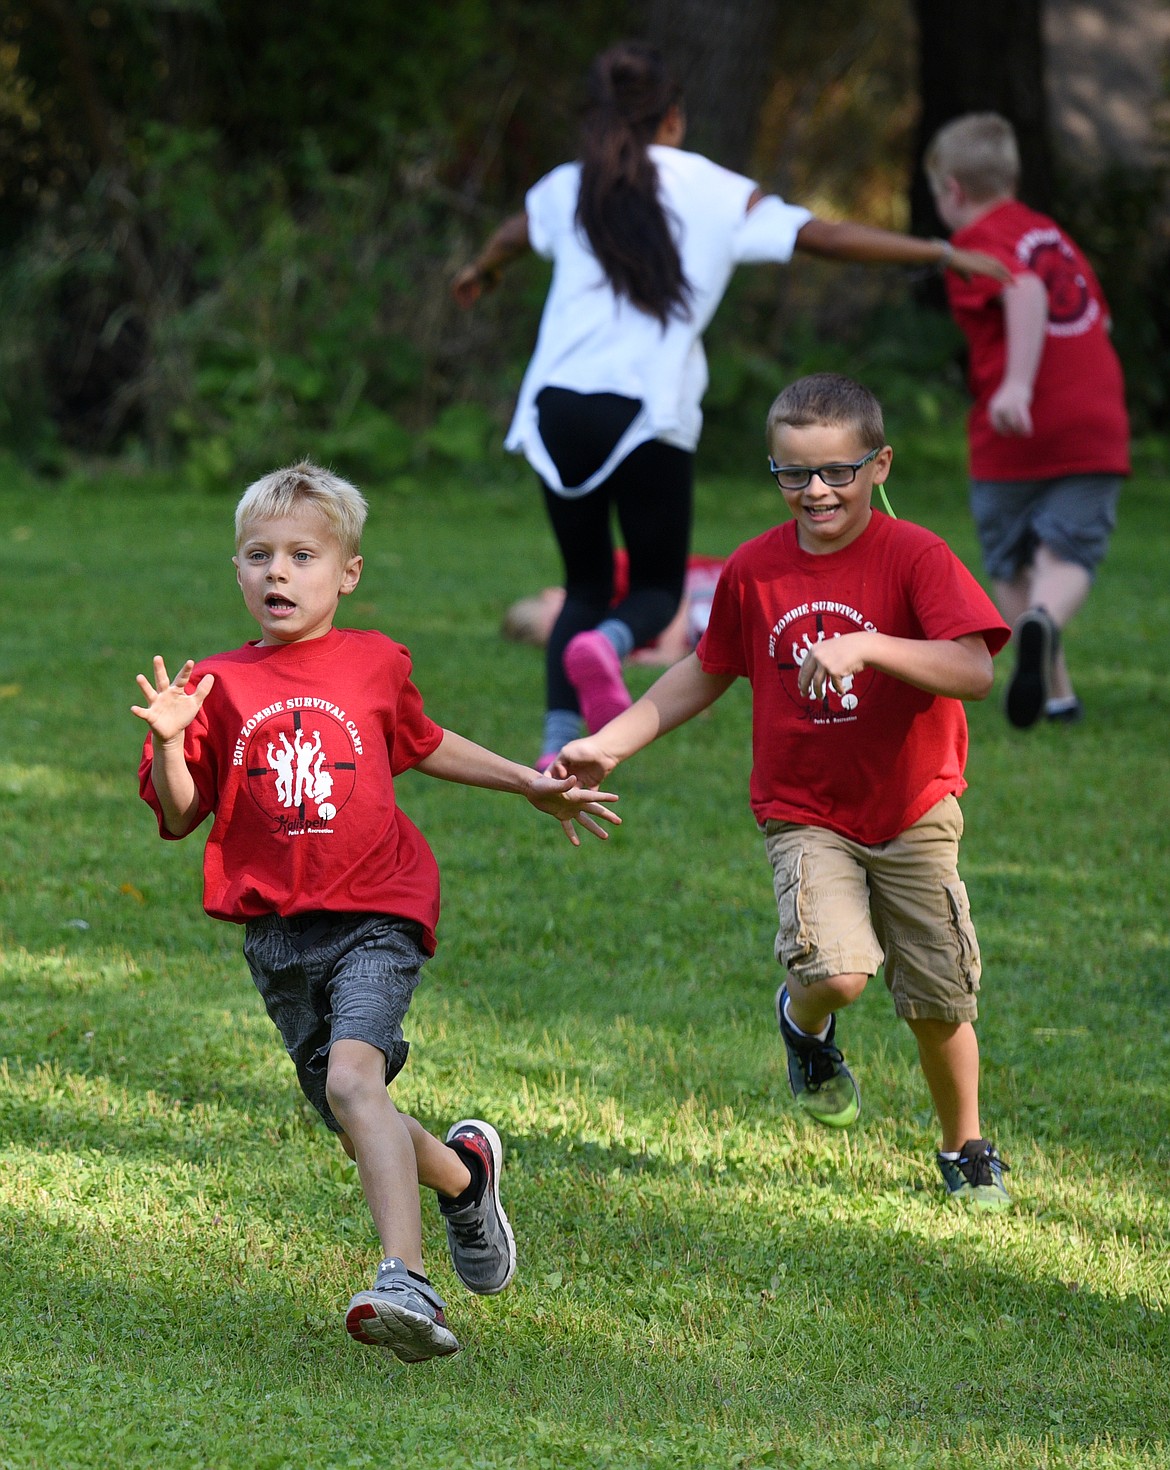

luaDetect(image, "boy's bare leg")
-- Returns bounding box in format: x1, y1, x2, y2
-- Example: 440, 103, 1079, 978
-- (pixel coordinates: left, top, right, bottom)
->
402, 1114, 472, 1197
782, 971, 867, 1035
994, 547, 1091, 702
327, 1038, 465, 1273
905, 1017, 981, 1153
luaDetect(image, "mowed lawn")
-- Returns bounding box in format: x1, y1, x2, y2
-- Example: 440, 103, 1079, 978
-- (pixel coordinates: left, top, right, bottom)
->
0, 424, 1167, 1469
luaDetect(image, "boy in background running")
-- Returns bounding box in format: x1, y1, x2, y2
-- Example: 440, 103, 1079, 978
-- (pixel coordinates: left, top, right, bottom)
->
926, 112, 1129, 728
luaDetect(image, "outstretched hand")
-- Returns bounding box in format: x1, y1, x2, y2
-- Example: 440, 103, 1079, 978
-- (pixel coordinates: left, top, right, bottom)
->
524, 770, 620, 846
948, 247, 1011, 284
549, 737, 620, 791
131, 656, 214, 742
451, 263, 497, 309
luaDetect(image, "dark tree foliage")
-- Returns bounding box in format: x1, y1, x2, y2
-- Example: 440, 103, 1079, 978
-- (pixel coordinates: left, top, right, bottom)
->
644, 0, 781, 173
909, 0, 1054, 235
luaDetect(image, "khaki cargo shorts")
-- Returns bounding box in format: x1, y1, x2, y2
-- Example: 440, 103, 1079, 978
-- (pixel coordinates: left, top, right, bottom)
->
762, 794, 981, 1023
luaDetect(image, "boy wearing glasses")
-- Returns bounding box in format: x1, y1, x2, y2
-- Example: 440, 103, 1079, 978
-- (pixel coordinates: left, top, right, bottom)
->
554, 373, 1016, 1207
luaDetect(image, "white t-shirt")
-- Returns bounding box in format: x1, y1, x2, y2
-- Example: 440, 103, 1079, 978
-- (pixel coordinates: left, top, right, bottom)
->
504, 145, 813, 496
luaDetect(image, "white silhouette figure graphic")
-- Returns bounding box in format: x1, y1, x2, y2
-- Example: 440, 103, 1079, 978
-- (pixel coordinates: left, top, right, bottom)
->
292, 729, 322, 807
311, 751, 337, 821
268, 732, 296, 807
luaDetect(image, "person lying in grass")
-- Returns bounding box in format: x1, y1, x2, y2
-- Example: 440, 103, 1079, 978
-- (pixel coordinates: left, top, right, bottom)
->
554, 373, 1016, 1208
133, 461, 619, 1363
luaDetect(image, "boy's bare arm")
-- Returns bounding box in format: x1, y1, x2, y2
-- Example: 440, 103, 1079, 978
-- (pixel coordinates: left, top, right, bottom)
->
798, 632, 994, 702
131, 656, 215, 836
451, 212, 531, 307
557, 654, 736, 786
794, 218, 1011, 284
415, 729, 620, 846
988, 273, 1048, 436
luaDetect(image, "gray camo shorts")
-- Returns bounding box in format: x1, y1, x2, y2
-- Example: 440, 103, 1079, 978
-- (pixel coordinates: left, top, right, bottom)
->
969, 474, 1121, 581
242, 911, 425, 1132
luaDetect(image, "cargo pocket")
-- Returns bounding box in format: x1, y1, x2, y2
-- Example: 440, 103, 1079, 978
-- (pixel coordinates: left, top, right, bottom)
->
944, 878, 981, 992
769, 839, 812, 967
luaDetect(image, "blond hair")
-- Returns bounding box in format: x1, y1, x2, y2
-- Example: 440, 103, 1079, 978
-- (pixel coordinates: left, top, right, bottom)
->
235, 461, 368, 561
766, 373, 885, 453
925, 113, 1020, 203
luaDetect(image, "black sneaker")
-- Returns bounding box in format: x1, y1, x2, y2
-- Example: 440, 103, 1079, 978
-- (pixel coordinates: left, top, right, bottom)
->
936, 1138, 1012, 1210
775, 985, 860, 1128
439, 1119, 517, 1295
1005, 607, 1057, 729
345, 1258, 460, 1361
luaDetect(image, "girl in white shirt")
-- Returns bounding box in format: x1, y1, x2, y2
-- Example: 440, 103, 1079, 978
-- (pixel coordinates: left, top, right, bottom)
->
453, 42, 1004, 768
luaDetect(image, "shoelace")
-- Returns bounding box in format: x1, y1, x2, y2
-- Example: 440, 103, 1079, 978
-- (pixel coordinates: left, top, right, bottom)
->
448, 1214, 489, 1249
803, 1041, 846, 1090
960, 1146, 1009, 1187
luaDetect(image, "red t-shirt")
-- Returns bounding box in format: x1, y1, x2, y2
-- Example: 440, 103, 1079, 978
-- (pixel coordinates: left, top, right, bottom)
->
696, 514, 1009, 845
139, 627, 445, 950
947, 199, 1129, 481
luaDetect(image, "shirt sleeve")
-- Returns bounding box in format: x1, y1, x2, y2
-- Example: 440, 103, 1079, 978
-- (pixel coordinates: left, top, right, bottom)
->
524, 164, 578, 261
732, 194, 814, 264
947, 221, 1024, 313
696, 555, 749, 676
389, 655, 445, 775
137, 708, 217, 841
908, 541, 1011, 655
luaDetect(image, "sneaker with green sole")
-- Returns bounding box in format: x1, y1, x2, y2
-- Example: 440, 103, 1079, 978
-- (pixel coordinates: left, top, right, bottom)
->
936, 1138, 1012, 1210
775, 985, 861, 1128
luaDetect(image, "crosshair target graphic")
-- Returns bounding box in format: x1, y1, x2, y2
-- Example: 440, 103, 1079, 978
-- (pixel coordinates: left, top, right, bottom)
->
244, 709, 357, 826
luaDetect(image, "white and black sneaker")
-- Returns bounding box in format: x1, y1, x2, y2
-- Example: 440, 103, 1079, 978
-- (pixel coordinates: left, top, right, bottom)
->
439, 1119, 517, 1295
1006, 607, 1057, 729
936, 1138, 1013, 1210
345, 1258, 459, 1361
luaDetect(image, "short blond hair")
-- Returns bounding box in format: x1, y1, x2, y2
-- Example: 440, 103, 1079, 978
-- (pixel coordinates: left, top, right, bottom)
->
766, 373, 885, 453
235, 461, 368, 561
925, 113, 1020, 203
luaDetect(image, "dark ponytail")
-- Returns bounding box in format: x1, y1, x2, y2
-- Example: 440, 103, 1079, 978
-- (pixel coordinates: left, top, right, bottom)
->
576, 42, 691, 326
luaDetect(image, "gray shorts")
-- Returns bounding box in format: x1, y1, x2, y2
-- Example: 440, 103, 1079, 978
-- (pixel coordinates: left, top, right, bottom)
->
242, 912, 425, 1133
969, 474, 1121, 581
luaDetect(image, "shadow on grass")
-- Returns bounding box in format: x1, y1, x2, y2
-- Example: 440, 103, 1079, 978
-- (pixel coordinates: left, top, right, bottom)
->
0, 1171, 1166, 1461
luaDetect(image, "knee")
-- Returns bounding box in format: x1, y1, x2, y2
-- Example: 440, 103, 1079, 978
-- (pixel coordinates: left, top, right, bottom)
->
324, 1045, 386, 1125
820, 972, 869, 1007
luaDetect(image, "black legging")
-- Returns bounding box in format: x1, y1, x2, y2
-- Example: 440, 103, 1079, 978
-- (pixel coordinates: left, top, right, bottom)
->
536, 387, 694, 715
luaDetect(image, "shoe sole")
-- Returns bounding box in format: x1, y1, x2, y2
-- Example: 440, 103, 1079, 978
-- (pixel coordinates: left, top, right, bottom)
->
562, 635, 632, 733
944, 1184, 1014, 1212
345, 1294, 460, 1362
446, 1118, 518, 1294
1005, 611, 1053, 729
774, 987, 861, 1129
794, 1086, 860, 1129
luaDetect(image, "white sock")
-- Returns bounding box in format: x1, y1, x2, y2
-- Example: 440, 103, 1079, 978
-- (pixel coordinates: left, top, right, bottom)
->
782, 993, 831, 1042
939, 1151, 960, 1161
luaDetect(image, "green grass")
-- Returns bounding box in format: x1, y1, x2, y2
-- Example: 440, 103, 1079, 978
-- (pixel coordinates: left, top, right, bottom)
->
0, 428, 1168, 1469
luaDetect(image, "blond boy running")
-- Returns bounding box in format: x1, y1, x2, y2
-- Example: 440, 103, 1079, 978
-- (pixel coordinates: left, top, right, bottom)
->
134, 463, 619, 1360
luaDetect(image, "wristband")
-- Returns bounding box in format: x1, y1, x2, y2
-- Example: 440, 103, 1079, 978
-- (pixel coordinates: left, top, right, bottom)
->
932, 237, 955, 271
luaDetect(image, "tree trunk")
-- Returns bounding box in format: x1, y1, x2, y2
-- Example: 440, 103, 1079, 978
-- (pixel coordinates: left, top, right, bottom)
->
644, 0, 780, 173
910, 0, 1055, 236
